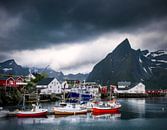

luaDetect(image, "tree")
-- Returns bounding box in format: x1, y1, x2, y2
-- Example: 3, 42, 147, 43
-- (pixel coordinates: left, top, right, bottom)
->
25, 72, 48, 93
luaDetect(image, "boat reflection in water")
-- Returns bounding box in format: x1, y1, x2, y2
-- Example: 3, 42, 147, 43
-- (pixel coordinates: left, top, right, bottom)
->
54, 112, 121, 123
1, 98, 167, 130
92, 112, 121, 120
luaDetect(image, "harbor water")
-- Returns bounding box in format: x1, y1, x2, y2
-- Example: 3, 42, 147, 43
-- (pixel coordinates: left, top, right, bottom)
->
0, 97, 167, 130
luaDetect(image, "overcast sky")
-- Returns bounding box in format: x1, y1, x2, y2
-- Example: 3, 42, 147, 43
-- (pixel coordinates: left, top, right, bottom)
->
0, 0, 167, 74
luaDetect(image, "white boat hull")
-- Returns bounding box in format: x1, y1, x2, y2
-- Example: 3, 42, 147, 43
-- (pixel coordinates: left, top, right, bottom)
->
53, 103, 87, 115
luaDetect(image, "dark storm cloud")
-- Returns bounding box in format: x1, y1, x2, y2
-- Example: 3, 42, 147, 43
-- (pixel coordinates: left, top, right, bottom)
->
0, 0, 167, 51
143, 33, 167, 50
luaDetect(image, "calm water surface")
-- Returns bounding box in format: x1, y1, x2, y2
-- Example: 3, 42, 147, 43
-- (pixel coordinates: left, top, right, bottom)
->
0, 97, 167, 130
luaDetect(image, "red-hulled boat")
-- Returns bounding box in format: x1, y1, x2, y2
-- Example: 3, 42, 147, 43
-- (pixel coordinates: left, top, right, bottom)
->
92, 101, 121, 115
16, 104, 47, 118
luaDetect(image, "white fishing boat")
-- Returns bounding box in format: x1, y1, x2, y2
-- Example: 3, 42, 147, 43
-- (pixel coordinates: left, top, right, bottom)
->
53, 103, 87, 115
53, 88, 87, 115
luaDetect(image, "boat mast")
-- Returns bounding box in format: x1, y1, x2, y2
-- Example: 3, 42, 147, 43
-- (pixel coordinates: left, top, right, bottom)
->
63, 80, 66, 102
22, 89, 25, 110
63, 88, 65, 102
110, 85, 111, 100
36, 89, 39, 106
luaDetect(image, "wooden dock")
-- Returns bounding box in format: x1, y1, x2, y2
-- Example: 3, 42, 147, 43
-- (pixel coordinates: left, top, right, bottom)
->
112, 92, 166, 98
26, 99, 50, 103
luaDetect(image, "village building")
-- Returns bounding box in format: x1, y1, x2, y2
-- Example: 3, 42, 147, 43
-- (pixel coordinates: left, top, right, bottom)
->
36, 78, 62, 94
0, 76, 27, 88
113, 82, 145, 94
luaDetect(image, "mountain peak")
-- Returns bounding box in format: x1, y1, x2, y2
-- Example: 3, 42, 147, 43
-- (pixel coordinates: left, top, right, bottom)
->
117, 38, 131, 50
8, 59, 15, 62
4, 59, 16, 65
112, 38, 132, 57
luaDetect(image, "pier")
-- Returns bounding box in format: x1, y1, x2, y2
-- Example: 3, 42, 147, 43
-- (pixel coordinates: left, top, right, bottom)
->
112, 92, 166, 98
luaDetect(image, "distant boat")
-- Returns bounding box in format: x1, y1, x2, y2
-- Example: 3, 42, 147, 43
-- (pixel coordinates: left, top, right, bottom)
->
0, 107, 9, 118
92, 100, 121, 115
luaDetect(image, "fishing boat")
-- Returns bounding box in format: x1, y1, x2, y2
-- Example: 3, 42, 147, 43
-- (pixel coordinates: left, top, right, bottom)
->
53, 103, 87, 115
16, 90, 48, 118
0, 107, 9, 118
92, 86, 122, 115
92, 100, 121, 115
16, 104, 47, 118
53, 88, 87, 115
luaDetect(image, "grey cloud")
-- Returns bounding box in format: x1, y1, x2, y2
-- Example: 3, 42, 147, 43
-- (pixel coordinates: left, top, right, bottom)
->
142, 34, 167, 50
0, 0, 167, 51
59, 60, 98, 71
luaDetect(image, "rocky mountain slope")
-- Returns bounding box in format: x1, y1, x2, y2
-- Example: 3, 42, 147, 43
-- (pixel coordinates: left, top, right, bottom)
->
0, 60, 88, 81
87, 39, 167, 89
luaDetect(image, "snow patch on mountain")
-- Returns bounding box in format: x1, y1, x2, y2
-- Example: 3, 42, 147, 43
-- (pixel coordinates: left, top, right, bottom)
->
151, 59, 156, 62
9, 61, 13, 65
149, 50, 167, 57
143, 67, 147, 73
3, 68, 13, 71
139, 57, 142, 63
156, 60, 167, 63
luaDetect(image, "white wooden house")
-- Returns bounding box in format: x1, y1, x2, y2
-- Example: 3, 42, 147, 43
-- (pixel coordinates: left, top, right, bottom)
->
36, 78, 62, 94
114, 82, 145, 94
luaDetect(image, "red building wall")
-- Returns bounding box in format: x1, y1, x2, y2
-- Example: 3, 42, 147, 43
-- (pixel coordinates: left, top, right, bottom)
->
0, 77, 16, 87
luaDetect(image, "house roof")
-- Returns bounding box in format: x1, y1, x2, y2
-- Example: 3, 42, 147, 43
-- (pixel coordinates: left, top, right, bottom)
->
117, 83, 139, 90
118, 81, 131, 86
37, 78, 54, 85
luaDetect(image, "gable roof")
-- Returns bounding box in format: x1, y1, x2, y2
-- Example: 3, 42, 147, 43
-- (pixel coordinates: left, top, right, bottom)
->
117, 83, 139, 90
37, 78, 54, 85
